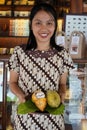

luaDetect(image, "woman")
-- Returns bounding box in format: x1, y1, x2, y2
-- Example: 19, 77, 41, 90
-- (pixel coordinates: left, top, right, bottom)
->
7, 3, 74, 130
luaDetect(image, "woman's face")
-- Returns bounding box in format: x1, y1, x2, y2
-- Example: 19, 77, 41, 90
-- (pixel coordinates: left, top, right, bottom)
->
31, 10, 55, 46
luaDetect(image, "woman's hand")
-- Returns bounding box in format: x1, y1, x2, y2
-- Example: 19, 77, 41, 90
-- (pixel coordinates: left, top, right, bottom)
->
18, 94, 32, 103
58, 72, 68, 104
59, 93, 66, 104
18, 94, 26, 103
9, 70, 26, 103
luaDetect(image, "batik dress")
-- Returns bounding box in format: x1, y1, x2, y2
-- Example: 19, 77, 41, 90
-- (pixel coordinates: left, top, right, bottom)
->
7, 45, 74, 130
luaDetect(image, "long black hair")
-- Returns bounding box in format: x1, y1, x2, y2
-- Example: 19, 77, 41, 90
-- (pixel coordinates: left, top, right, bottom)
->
26, 3, 63, 51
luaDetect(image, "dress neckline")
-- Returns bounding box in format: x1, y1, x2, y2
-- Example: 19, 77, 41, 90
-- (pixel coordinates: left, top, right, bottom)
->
34, 48, 53, 53
27, 48, 57, 58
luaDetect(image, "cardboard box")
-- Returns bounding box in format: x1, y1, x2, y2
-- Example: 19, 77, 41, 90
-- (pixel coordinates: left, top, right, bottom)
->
69, 31, 86, 59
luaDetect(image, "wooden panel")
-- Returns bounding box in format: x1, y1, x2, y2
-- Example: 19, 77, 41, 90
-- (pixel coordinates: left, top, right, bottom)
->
0, 18, 9, 36
83, 3, 87, 12
0, 5, 11, 11
0, 5, 33, 11
2, 62, 7, 130
70, 0, 83, 13
0, 37, 28, 48
73, 59, 87, 63
14, 5, 33, 11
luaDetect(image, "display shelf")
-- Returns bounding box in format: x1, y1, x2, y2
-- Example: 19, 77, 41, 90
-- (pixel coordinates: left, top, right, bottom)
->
0, 37, 28, 48
0, 18, 29, 37
0, 0, 34, 6
64, 61, 87, 130
0, 5, 33, 11
73, 59, 87, 63
0, 1, 32, 50
0, 55, 10, 60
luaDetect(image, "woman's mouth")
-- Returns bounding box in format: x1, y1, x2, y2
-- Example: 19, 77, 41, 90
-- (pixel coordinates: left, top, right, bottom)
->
40, 33, 48, 38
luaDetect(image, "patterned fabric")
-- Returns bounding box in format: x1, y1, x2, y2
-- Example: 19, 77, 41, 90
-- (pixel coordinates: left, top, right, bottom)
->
7, 45, 74, 130
13, 113, 65, 130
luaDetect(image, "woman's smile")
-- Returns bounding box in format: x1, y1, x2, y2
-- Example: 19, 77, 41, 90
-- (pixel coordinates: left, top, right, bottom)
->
39, 32, 49, 38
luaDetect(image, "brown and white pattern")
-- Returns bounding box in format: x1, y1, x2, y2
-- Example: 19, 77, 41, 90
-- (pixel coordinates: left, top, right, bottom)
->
13, 113, 65, 130
7, 45, 74, 130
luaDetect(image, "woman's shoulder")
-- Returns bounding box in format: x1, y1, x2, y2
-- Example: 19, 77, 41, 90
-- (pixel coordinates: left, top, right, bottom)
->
59, 47, 69, 54
55, 46, 71, 60
55, 46, 68, 54
14, 44, 27, 52
19, 44, 27, 50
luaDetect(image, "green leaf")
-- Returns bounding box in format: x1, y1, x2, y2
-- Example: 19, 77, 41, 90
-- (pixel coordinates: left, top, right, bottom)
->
17, 100, 38, 114
17, 100, 65, 115
45, 103, 65, 115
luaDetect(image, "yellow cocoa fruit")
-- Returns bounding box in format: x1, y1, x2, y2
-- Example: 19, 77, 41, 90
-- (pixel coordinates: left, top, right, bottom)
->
35, 98, 47, 111
31, 90, 47, 111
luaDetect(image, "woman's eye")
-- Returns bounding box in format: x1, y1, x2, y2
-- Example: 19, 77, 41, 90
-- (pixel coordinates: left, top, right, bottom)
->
35, 22, 41, 25
47, 22, 54, 26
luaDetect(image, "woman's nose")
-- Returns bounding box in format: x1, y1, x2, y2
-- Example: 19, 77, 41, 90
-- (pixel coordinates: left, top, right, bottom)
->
41, 24, 47, 30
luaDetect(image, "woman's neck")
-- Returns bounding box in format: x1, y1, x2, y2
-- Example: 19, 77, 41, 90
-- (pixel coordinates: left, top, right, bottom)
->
36, 45, 51, 51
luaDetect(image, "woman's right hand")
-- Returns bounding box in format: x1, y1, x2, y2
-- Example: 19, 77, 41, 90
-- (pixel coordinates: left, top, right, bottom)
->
9, 70, 26, 104
18, 94, 26, 103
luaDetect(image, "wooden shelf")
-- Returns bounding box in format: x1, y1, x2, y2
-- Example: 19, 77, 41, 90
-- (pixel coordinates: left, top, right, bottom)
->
0, 55, 10, 60
13, 5, 33, 11
73, 59, 87, 63
0, 5, 11, 11
0, 37, 28, 48
0, 5, 33, 10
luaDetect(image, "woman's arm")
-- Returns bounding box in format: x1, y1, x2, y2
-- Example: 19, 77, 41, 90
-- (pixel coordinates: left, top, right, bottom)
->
9, 70, 26, 103
58, 72, 68, 103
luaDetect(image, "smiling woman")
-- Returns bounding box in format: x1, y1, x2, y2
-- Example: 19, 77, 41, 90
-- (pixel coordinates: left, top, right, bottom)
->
7, 3, 74, 130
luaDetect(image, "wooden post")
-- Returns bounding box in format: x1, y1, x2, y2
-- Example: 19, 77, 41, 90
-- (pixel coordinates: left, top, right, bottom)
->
2, 61, 7, 130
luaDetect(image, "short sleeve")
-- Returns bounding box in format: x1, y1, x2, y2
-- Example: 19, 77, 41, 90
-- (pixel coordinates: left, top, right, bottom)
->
62, 49, 74, 74
7, 46, 20, 74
